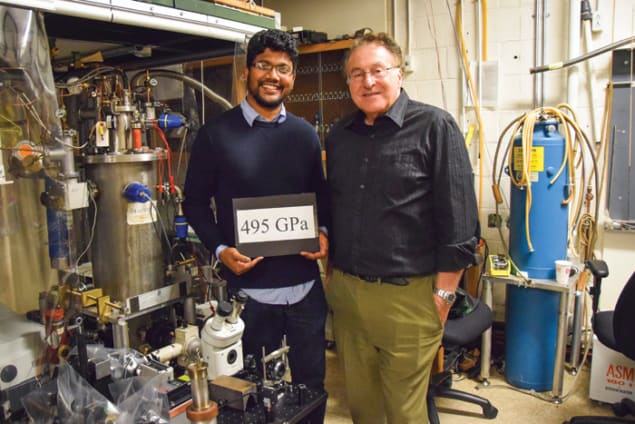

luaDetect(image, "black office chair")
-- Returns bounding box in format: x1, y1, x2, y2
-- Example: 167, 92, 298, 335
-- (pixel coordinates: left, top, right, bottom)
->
565, 260, 635, 424
427, 291, 498, 423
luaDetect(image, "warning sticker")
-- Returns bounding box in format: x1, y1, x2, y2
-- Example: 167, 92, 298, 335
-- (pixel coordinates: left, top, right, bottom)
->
512, 146, 545, 173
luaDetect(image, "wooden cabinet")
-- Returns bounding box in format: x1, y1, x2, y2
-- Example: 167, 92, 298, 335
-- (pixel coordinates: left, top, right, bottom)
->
288, 39, 357, 147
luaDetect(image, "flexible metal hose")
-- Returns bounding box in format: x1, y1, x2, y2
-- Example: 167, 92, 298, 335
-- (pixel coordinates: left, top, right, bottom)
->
131, 69, 232, 111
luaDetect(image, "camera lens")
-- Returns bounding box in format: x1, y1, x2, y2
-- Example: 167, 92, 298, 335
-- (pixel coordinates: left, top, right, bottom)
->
266, 358, 286, 381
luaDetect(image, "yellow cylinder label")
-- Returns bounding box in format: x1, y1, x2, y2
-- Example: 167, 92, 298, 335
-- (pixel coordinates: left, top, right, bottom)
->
512, 146, 545, 172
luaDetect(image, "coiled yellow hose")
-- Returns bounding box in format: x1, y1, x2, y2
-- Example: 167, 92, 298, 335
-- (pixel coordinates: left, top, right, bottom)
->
492, 105, 599, 257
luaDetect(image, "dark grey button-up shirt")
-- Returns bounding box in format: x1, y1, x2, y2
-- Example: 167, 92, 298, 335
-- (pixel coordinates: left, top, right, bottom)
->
326, 90, 479, 277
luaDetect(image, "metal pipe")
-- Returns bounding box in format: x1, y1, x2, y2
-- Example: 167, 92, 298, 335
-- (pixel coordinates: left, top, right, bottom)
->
479, 278, 493, 384
130, 70, 232, 111
184, 296, 196, 325
455, 0, 468, 130
583, 18, 600, 142
541, 0, 547, 106
390, 0, 397, 40
533, 0, 541, 108
551, 289, 570, 402
46, 136, 78, 178
532, 35, 635, 74
405, 0, 411, 56
532, 0, 548, 107
113, 317, 130, 349
568, 289, 585, 372
477, 0, 482, 108
567, 0, 581, 108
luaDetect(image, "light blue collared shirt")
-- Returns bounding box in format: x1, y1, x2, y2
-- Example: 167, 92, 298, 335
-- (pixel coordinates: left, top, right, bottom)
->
215, 99, 314, 305
240, 97, 287, 126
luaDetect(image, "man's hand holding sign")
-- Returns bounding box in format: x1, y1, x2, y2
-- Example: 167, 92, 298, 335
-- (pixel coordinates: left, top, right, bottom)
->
300, 231, 328, 261
227, 193, 326, 275
218, 248, 264, 276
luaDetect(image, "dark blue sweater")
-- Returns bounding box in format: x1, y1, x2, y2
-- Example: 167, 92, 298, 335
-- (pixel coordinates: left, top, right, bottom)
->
183, 106, 328, 289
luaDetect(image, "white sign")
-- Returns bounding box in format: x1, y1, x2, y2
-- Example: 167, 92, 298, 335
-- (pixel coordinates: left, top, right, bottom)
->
236, 205, 316, 244
232, 193, 319, 257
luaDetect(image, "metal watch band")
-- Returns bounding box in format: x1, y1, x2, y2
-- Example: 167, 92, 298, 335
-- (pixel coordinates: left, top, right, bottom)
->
433, 287, 457, 305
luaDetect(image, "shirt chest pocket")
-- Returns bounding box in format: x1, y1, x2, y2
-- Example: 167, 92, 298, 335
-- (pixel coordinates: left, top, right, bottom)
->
380, 150, 428, 194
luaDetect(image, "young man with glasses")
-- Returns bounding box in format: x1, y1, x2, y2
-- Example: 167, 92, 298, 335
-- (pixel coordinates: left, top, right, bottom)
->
325, 32, 479, 423
183, 29, 329, 423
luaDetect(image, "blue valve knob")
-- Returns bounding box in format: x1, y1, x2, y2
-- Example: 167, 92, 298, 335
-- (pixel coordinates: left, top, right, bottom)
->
122, 182, 151, 203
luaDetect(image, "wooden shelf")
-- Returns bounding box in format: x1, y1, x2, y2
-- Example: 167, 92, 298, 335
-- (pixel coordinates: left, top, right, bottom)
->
206, 0, 276, 17
298, 39, 355, 54
186, 39, 355, 70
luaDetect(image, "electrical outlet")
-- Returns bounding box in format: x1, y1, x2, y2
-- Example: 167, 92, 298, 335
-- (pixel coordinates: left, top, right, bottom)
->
592, 10, 602, 33
488, 213, 502, 228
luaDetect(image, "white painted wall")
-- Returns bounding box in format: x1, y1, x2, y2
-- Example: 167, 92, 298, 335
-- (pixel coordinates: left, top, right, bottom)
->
271, 0, 635, 314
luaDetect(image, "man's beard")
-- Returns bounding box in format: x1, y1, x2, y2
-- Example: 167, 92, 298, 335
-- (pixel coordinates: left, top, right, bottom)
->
250, 90, 285, 109
248, 79, 287, 109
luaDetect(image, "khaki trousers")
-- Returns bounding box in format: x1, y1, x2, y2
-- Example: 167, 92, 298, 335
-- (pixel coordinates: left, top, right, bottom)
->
326, 268, 443, 424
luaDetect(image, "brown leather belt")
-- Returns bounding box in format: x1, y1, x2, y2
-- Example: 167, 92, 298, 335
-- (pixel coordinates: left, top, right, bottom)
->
346, 273, 409, 286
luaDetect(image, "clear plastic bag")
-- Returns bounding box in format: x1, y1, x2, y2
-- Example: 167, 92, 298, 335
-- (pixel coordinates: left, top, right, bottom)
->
22, 346, 170, 423
22, 388, 56, 424
57, 361, 120, 423
109, 375, 170, 424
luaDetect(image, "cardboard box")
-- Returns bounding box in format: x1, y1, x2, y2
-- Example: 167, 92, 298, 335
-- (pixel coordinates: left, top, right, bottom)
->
589, 335, 635, 404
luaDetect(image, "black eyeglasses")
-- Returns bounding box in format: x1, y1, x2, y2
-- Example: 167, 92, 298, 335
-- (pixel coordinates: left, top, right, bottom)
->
252, 61, 293, 76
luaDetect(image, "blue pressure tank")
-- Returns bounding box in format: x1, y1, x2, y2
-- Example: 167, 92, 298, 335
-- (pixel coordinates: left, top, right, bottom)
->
505, 285, 560, 390
508, 120, 569, 279
505, 119, 569, 391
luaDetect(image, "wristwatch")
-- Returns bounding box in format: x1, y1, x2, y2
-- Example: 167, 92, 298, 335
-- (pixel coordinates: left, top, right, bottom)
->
433, 287, 457, 305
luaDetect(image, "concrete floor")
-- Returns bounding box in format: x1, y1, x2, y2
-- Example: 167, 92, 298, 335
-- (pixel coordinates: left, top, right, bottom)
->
324, 347, 619, 423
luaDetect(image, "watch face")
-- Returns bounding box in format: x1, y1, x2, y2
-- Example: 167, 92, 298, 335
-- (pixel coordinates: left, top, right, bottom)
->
446, 292, 457, 303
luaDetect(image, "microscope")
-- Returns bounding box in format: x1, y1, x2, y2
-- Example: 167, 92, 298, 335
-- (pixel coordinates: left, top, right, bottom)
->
200, 291, 248, 380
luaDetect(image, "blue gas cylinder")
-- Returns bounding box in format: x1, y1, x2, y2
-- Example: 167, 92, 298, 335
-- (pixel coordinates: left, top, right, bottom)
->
508, 120, 569, 279
505, 119, 569, 391
505, 285, 559, 390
